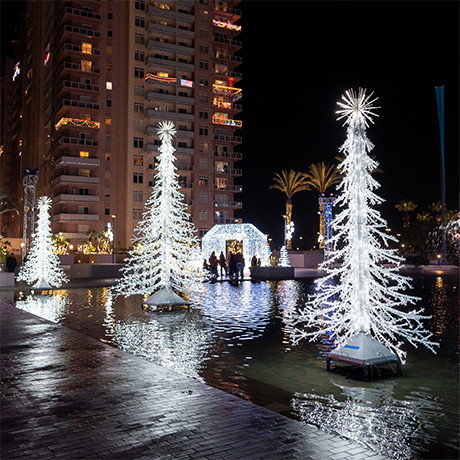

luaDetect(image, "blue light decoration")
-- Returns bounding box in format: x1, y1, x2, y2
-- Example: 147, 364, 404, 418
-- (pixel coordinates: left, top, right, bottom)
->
12, 62, 20, 81
318, 195, 335, 252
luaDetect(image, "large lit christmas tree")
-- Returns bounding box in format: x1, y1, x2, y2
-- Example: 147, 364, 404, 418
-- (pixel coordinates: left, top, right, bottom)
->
17, 196, 68, 289
289, 89, 437, 363
114, 121, 201, 304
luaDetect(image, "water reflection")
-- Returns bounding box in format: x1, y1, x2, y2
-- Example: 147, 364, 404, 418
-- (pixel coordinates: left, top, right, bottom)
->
113, 311, 214, 380
292, 375, 444, 460
15, 290, 70, 323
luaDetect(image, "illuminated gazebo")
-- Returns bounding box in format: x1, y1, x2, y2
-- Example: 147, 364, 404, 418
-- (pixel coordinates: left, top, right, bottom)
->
201, 224, 268, 266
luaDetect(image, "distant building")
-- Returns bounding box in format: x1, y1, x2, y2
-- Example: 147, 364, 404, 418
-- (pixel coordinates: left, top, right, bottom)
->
0, 0, 243, 250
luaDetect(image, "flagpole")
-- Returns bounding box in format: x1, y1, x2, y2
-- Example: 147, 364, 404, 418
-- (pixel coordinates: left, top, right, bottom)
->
435, 86, 446, 264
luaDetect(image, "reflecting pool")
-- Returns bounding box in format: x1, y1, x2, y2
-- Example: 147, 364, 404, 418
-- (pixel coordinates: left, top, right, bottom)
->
6, 274, 459, 460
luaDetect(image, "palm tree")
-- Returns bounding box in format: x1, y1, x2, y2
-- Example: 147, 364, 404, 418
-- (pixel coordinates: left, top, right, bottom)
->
304, 163, 341, 249
395, 200, 418, 228
304, 162, 341, 194
0, 191, 18, 215
270, 170, 311, 249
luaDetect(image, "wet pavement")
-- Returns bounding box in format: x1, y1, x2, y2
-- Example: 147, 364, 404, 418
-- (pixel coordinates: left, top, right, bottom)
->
1, 300, 388, 460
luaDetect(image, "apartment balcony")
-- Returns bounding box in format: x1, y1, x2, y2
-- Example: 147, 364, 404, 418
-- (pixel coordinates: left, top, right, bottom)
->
214, 2, 242, 19
146, 22, 177, 37
213, 35, 242, 49
59, 25, 102, 40
146, 56, 194, 72
213, 150, 242, 160
213, 52, 242, 65
60, 61, 101, 75
53, 213, 100, 223
59, 43, 102, 60
213, 184, 243, 192
56, 99, 101, 113
213, 133, 242, 144
145, 91, 194, 106
55, 137, 100, 148
54, 175, 100, 185
53, 194, 100, 204
213, 167, 242, 176
212, 17, 242, 33
145, 110, 193, 123
147, 4, 194, 23
177, 164, 194, 171
57, 80, 101, 95
54, 156, 100, 167
213, 201, 243, 209
61, 6, 102, 21
214, 69, 242, 81
146, 39, 194, 57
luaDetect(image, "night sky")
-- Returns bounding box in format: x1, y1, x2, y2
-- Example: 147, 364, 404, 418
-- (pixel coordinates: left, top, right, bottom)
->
2, 1, 459, 248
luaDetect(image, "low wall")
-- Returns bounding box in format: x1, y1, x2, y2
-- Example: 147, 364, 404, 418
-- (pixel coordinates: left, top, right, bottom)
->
70, 263, 123, 278
0, 272, 15, 287
272, 250, 324, 269
252, 267, 295, 280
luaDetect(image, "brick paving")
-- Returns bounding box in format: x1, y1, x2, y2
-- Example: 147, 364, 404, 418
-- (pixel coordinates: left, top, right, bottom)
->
1, 301, 388, 459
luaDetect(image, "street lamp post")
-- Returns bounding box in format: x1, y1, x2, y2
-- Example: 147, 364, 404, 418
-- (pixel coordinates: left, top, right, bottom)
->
111, 214, 116, 263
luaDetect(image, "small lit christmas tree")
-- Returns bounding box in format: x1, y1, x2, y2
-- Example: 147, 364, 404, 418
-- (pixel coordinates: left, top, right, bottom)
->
17, 196, 68, 289
289, 89, 438, 363
114, 121, 202, 304
279, 246, 290, 267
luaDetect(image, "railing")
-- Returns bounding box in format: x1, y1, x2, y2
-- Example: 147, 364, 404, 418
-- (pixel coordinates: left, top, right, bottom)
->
214, 3, 242, 16
55, 137, 100, 147
177, 164, 194, 171
61, 24, 102, 38
62, 43, 102, 56
213, 167, 242, 175
61, 61, 101, 74
179, 181, 194, 189
213, 134, 242, 143
213, 184, 243, 192
213, 36, 242, 48
214, 70, 242, 80
56, 99, 101, 111
213, 151, 242, 159
59, 80, 101, 92
63, 7, 102, 20
213, 201, 243, 208
213, 218, 243, 224
213, 52, 242, 64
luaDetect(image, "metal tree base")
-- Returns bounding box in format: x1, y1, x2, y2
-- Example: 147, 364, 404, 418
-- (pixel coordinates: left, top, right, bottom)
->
326, 333, 402, 380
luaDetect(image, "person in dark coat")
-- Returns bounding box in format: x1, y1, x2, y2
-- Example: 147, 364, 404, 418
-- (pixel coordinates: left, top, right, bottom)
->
233, 252, 244, 279
6, 253, 17, 273
228, 253, 236, 279
219, 251, 227, 278
209, 251, 218, 278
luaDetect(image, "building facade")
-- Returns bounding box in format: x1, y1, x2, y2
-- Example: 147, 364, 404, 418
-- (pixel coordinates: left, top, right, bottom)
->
0, 0, 243, 250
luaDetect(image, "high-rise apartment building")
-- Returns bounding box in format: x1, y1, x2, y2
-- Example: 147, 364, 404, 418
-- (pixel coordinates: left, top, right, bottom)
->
0, 0, 243, 250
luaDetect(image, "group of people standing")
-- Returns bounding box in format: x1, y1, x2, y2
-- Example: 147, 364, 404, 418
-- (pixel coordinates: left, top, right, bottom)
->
208, 251, 260, 280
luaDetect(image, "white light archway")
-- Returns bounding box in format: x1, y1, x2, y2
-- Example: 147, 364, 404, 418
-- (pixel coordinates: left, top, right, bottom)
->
201, 224, 268, 267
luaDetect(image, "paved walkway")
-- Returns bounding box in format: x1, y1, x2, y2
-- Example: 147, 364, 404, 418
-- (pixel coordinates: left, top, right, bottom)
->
1, 301, 388, 460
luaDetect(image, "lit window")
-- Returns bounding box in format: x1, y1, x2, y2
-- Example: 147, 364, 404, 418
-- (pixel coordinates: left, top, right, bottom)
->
81, 43, 92, 54
79, 169, 90, 177
105, 171, 111, 179
107, 46, 113, 55
81, 60, 92, 72
106, 118, 112, 125
79, 151, 90, 158
105, 189, 110, 197
105, 153, 111, 161
106, 81, 112, 90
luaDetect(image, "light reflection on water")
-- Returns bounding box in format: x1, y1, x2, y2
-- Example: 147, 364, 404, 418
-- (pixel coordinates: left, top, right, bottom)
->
11, 275, 460, 459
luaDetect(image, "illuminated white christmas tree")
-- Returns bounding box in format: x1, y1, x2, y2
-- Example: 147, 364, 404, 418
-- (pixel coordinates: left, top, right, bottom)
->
17, 196, 68, 289
114, 121, 201, 304
279, 246, 290, 267
289, 89, 438, 363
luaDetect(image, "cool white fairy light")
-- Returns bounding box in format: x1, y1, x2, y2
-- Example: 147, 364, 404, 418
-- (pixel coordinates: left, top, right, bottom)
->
279, 246, 290, 267
16, 196, 68, 289
114, 121, 202, 298
289, 89, 438, 363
